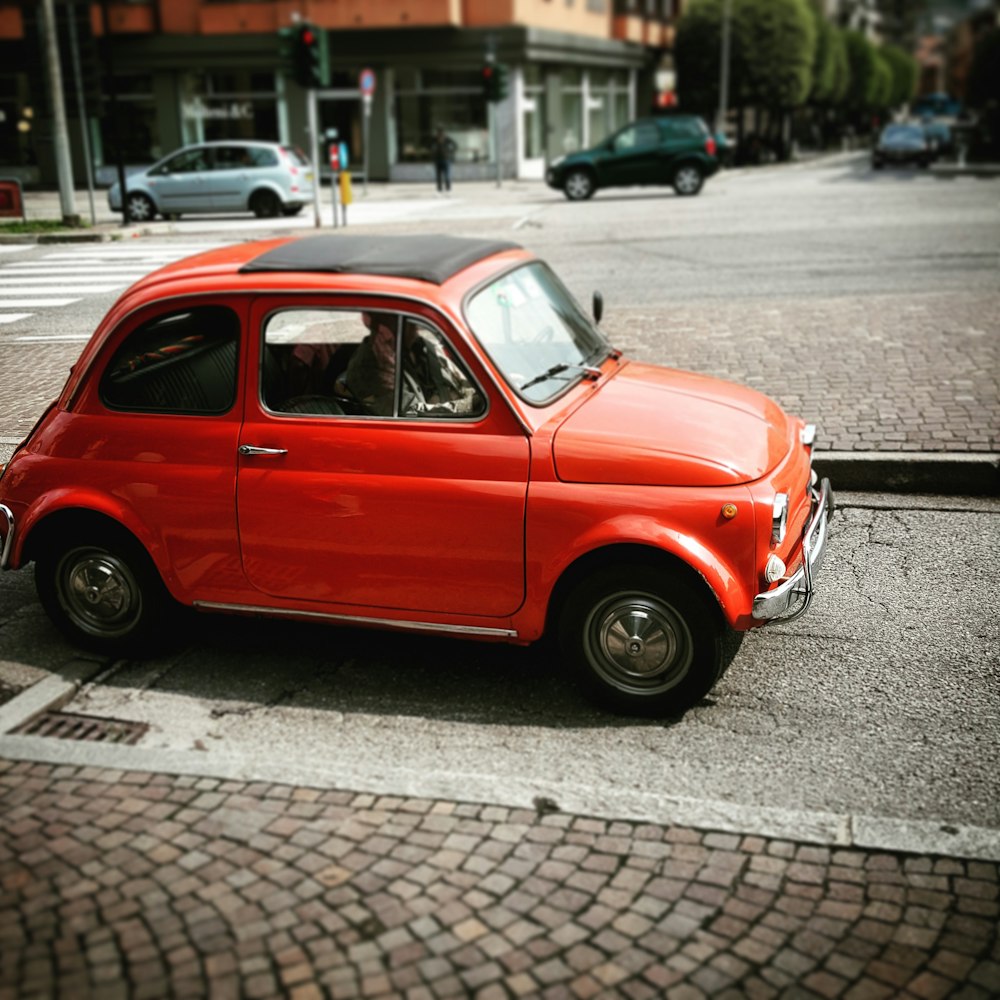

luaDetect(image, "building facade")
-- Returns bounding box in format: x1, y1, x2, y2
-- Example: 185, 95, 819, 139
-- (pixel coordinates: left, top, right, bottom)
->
0, 0, 684, 187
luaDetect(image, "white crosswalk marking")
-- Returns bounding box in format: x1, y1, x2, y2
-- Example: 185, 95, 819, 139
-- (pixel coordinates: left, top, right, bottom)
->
0, 242, 226, 331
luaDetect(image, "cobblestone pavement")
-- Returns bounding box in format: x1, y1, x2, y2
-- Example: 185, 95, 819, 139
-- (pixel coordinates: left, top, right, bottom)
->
2, 760, 998, 1000
606, 293, 1000, 455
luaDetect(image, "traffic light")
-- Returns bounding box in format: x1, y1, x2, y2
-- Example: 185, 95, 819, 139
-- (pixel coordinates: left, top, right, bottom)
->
481, 62, 509, 103
290, 23, 328, 89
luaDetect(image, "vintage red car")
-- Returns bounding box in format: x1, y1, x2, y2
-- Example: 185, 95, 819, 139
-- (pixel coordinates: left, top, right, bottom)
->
0, 235, 832, 715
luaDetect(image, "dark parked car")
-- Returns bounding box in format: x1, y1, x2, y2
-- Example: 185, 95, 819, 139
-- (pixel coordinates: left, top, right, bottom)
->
872, 124, 932, 169
546, 115, 719, 200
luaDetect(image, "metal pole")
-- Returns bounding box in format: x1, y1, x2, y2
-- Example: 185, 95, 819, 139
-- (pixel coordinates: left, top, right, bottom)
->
717, 0, 733, 135
66, 3, 96, 225
362, 94, 371, 197
40, 0, 78, 225
307, 88, 322, 228
99, 0, 130, 225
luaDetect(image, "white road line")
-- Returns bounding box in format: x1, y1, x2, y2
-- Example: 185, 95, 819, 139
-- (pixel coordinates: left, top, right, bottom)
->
0, 297, 81, 307
0, 247, 27, 254
3, 264, 149, 273
0, 282, 127, 293
5, 335, 89, 343
0, 313, 32, 325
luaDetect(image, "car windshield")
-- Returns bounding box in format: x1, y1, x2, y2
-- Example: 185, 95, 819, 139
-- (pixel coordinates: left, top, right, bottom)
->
883, 125, 923, 143
466, 261, 610, 404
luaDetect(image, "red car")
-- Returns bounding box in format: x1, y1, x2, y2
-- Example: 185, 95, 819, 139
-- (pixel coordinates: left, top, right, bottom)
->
0, 235, 832, 716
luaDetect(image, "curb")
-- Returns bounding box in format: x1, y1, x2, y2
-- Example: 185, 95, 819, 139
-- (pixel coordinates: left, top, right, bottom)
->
813, 451, 999, 497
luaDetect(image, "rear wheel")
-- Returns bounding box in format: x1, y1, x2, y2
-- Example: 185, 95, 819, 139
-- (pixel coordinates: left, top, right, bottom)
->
559, 566, 728, 716
672, 164, 704, 196
250, 189, 282, 219
564, 170, 596, 201
126, 192, 156, 222
35, 526, 172, 656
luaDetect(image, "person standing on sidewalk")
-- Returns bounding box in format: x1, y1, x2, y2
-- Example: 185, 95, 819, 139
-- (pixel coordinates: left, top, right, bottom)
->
432, 126, 457, 195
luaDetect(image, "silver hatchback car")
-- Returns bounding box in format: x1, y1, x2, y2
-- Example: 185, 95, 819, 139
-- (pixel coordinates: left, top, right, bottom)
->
108, 141, 315, 221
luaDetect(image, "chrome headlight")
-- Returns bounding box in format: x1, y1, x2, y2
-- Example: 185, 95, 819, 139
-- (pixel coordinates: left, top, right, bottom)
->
772, 493, 789, 545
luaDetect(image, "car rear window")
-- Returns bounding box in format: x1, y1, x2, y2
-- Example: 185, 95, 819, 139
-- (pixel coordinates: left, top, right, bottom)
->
100, 306, 240, 415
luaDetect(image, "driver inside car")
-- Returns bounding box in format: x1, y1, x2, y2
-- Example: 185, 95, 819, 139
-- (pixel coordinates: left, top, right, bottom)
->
344, 312, 482, 417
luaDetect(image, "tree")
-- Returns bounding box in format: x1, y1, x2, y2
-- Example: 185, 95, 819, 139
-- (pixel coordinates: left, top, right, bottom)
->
742, 0, 816, 112
676, 0, 815, 158
871, 50, 894, 111
843, 29, 878, 119
881, 44, 918, 107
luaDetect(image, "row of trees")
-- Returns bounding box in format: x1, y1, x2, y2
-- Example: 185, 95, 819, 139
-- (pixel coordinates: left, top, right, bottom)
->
675, 0, 919, 160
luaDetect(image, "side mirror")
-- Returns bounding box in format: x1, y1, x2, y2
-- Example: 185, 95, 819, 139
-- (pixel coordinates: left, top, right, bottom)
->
592, 291, 604, 325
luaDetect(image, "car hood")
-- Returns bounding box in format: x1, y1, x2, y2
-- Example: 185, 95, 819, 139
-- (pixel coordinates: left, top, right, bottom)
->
552, 362, 791, 487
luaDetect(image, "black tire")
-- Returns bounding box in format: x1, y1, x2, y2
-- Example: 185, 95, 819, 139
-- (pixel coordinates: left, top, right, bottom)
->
250, 189, 283, 219
563, 170, 596, 201
559, 565, 728, 716
672, 164, 704, 196
872, 159, 884, 170
35, 525, 173, 656
125, 192, 156, 222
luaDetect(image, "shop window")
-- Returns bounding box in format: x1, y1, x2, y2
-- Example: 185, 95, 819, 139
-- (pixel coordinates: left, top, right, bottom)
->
394, 69, 489, 164
98, 75, 160, 164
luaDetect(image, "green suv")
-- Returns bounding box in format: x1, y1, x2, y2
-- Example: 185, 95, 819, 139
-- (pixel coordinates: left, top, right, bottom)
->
546, 115, 719, 201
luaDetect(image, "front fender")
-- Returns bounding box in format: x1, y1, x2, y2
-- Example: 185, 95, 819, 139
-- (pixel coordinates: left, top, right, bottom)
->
519, 483, 759, 640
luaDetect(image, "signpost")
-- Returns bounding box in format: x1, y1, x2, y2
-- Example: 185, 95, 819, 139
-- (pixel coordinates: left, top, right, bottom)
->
359, 68, 375, 196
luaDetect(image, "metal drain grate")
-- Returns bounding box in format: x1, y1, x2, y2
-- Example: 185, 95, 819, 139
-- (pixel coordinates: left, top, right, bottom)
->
13, 710, 149, 745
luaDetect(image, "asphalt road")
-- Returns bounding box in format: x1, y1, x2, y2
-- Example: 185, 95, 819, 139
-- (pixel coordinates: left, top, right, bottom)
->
1, 493, 997, 844
1, 156, 998, 852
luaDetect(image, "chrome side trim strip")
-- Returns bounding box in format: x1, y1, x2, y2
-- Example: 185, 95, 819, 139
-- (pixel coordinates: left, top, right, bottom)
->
192, 600, 518, 639
0, 504, 14, 570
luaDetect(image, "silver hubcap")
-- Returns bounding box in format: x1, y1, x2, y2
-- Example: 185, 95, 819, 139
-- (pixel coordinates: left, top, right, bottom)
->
675, 168, 700, 194
566, 174, 591, 199
128, 196, 151, 220
585, 593, 693, 695
57, 548, 142, 638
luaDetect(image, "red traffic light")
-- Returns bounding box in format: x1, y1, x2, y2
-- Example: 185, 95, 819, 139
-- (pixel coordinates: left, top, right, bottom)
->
301, 28, 315, 45
483, 66, 493, 78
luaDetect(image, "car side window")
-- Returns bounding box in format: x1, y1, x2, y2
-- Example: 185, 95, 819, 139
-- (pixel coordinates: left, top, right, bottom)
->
248, 147, 278, 167
156, 149, 210, 174
100, 306, 240, 414
214, 146, 253, 169
614, 123, 658, 153
262, 308, 484, 420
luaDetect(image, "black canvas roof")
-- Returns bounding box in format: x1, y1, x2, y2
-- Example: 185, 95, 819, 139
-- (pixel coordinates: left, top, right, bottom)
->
239, 234, 521, 285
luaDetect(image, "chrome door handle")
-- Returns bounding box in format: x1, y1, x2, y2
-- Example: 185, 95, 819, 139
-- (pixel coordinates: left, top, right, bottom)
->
238, 445, 288, 457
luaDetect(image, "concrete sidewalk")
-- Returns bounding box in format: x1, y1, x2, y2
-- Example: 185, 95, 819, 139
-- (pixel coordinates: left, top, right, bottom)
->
2, 757, 997, 1000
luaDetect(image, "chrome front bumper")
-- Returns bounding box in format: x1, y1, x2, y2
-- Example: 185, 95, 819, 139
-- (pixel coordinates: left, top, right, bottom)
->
752, 477, 834, 623
0, 503, 14, 570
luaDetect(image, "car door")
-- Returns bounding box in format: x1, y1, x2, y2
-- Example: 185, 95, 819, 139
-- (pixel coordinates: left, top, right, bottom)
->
208, 144, 253, 212
597, 121, 662, 187
235, 297, 531, 620
146, 147, 214, 213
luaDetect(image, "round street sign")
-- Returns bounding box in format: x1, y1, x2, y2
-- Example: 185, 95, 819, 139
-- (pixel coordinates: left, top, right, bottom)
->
359, 68, 376, 96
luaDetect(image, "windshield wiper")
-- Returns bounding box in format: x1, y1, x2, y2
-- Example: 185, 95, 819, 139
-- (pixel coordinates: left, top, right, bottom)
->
519, 362, 603, 392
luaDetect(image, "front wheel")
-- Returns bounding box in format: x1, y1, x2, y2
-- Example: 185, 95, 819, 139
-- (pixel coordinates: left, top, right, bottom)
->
35, 527, 172, 656
559, 566, 727, 716
563, 170, 596, 201
672, 165, 704, 196
125, 192, 156, 222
